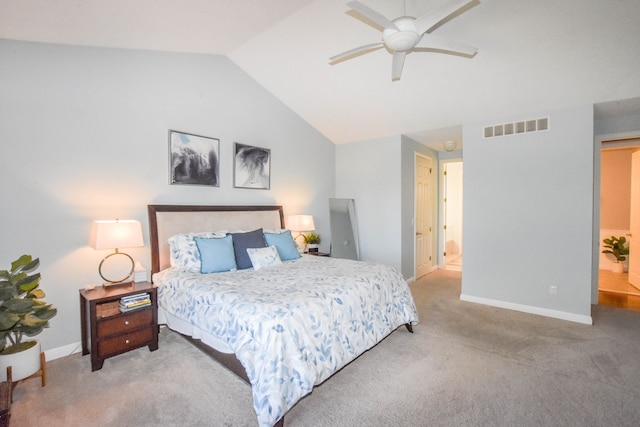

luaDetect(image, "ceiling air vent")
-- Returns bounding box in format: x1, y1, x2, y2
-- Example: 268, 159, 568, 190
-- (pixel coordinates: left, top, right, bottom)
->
483, 117, 549, 139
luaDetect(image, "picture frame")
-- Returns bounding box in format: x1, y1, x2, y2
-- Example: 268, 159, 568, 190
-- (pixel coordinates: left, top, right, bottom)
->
169, 130, 220, 187
233, 142, 271, 189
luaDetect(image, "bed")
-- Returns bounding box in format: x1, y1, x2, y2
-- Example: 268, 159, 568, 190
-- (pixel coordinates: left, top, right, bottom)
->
148, 204, 419, 427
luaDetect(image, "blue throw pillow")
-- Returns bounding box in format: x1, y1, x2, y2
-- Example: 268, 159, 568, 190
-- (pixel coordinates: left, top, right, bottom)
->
264, 230, 301, 261
230, 228, 267, 269
194, 235, 237, 273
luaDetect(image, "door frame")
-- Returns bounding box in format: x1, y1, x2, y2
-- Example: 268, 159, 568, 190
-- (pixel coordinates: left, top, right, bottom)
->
438, 156, 463, 269
593, 131, 640, 303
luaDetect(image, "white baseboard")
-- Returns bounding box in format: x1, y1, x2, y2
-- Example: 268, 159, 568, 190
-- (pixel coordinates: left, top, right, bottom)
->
44, 341, 82, 362
460, 294, 593, 325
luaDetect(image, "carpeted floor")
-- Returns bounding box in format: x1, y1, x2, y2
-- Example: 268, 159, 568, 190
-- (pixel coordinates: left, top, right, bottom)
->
10, 269, 640, 426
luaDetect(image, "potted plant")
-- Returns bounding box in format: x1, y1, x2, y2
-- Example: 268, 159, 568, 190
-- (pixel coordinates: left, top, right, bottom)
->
602, 236, 629, 273
0, 255, 57, 382
304, 232, 321, 253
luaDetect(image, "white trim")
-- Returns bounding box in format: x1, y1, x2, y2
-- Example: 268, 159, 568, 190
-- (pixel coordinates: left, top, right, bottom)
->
44, 341, 82, 361
599, 131, 640, 148
460, 294, 593, 325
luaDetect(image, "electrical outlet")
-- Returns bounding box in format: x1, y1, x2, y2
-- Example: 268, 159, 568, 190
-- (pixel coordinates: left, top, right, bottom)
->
549, 285, 557, 295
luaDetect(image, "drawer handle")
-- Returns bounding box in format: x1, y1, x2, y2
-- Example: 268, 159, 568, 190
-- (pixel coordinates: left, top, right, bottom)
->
125, 339, 130, 344
124, 320, 130, 326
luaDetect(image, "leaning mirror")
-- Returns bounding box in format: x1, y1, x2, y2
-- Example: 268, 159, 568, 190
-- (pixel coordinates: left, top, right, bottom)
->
329, 198, 360, 260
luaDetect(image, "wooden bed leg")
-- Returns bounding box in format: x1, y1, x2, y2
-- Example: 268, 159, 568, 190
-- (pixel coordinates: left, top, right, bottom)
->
274, 416, 285, 427
405, 323, 414, 333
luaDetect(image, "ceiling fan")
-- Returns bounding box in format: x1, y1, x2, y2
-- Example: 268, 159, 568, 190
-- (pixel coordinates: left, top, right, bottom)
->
330, 0, 479, 81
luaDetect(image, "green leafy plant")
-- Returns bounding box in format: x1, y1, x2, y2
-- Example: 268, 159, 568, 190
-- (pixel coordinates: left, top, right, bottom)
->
602, 236, 629, 263
0, 255, 57, 354
304, 232, 321, 245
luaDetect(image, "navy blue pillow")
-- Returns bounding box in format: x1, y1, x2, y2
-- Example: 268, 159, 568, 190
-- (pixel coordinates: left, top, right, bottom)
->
230, 228, 266, 269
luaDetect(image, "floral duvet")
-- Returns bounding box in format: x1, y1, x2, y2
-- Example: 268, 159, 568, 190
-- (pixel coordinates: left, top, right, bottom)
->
154, 255, 418, 427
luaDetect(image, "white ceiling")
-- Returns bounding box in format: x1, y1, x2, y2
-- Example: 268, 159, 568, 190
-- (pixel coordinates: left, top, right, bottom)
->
2, 0, 640, 151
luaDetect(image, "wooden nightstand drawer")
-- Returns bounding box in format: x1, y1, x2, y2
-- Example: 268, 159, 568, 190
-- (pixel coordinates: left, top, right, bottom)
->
98, 328, 154, 358
96, 308, 152, 338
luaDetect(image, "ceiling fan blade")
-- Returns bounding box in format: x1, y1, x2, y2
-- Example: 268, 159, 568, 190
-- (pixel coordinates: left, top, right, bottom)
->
392, 51, 407, 81
329, 42, 384, 63
415, 0, 476, 34
347, 1, 398, 31
415, 34, 478, 56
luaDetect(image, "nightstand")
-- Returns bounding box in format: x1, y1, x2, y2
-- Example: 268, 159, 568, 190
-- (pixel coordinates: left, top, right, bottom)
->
79, 282, 159, 371
307, 252, 330, 257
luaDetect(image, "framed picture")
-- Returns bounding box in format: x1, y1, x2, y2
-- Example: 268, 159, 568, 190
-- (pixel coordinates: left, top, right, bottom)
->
234, 142, 271, 189
169, 130, 219, 187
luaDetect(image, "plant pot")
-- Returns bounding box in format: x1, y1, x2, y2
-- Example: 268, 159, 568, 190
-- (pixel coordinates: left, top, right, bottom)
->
611, 263, 624, 274
307, 244, 319, 253
0, 340, 42, 382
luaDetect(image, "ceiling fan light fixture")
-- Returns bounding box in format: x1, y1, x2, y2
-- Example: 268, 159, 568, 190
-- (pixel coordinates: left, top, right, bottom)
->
383, 17, 420, 52
383, 29, 420, 52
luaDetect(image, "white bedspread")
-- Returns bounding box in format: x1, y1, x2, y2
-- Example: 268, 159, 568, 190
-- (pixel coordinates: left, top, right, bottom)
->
154, 255, 418, 427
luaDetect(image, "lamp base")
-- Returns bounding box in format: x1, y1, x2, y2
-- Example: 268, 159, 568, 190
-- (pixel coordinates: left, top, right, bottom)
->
102, 280, 133, 288
98, 251, 135, 286
293, 232, 307, 251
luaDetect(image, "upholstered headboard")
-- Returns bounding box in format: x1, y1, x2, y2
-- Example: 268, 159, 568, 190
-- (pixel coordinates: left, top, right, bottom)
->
147, 205, 285, 276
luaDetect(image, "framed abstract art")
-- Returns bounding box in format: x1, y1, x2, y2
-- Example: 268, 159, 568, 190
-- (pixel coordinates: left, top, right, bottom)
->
233, 142, 270, 189
169, 130, 219, 187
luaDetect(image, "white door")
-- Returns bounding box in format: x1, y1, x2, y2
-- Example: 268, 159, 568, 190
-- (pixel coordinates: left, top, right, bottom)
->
629, 150, 640, 288
415, 155, 432, 278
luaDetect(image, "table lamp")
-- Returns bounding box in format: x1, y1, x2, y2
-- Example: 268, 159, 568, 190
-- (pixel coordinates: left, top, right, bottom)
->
89, 219, 144, 287
287, 215, 315, 250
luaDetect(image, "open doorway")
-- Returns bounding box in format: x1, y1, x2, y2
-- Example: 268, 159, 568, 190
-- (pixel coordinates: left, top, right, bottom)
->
598, 138, 640, 311
442, 160, 463, 271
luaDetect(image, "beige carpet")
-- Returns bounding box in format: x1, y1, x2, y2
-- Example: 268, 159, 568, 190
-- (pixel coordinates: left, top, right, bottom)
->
10, 269, 640, 426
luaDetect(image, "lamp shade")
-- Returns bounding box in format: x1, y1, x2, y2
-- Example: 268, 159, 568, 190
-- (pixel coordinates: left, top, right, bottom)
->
287, 215, 315, 232
89, 219, 144, 250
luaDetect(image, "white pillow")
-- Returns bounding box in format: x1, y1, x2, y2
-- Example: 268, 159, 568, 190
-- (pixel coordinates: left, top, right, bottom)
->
168, 231, 227, 271
246, 245, 282, 271
262, 228, 288, 234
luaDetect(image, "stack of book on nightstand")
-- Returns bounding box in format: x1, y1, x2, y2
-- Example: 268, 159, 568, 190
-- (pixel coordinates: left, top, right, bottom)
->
119, 292, 151, 313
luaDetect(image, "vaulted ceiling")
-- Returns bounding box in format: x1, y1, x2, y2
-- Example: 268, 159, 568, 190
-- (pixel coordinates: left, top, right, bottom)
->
2, 0, 640, 150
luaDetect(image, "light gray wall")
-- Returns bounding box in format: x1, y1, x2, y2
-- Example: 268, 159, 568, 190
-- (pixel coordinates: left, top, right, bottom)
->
0, 39, 335, 353
334, 135, 435, 279
335, 136, 402, 271
595, 113, 640, 136
461, 105, 595, 321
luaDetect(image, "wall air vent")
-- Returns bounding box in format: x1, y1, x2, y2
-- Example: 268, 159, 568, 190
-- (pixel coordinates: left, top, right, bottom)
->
483, 117, 549, 139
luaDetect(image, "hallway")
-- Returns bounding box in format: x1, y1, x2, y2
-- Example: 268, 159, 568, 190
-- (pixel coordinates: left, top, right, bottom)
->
598, 269, 640, 312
